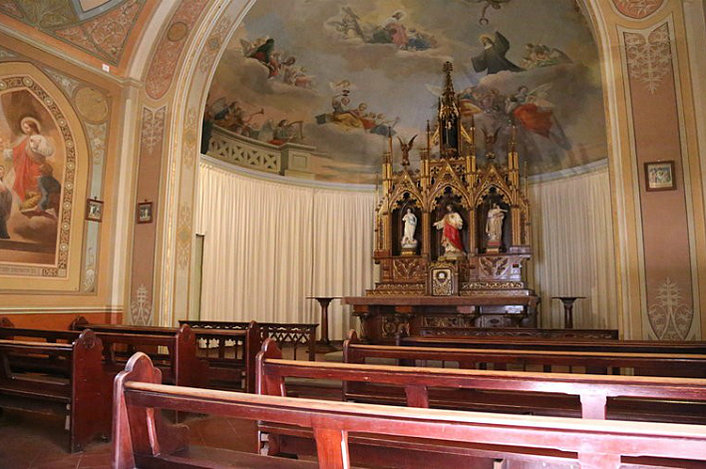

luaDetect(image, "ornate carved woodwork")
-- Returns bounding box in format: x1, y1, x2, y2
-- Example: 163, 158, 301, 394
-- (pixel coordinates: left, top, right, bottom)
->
367, 62, 535, 305
347, 63, 538, 339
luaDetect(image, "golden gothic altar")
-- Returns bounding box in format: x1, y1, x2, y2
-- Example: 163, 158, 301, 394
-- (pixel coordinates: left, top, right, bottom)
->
347, 62, 538, 342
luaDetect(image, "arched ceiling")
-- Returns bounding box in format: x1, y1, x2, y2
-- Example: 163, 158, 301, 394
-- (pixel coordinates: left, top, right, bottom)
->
0, 0, 158, 69
207, 0, 608, 184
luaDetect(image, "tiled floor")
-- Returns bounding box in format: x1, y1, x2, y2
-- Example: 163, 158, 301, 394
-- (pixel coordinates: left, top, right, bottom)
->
0, 409, 258, 468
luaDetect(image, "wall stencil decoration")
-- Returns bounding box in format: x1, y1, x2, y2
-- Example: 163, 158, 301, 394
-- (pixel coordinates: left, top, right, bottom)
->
612, 0, 665, 20
130, 283, 152, 325
0, 0, 148, 65
197, 14, 235, 75
84, 122, 107, 165
176, 203, 192, 269
82, 246, 96, 291
206, 0, 607, 183
42, 67, 80, 98
624, 23, 672, 94
647, 278, 693, 340
141, 106, 166, 155
0, 47, 16, 59
144, 0, 209, 99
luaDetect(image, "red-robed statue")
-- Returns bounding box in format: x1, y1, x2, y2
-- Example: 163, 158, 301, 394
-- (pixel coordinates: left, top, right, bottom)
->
433, 205, 464, 257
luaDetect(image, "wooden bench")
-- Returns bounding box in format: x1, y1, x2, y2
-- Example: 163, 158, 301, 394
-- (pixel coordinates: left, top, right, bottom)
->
398, 333, 706, 354
181, 319, 318, 361
347, 332, 706, 378
71, 317, 260, 392
0, 321, 209, 389
259, 338, 706, 423
115, 351, 706, 469
416, 326, 619, 340
0, 330, 110, 452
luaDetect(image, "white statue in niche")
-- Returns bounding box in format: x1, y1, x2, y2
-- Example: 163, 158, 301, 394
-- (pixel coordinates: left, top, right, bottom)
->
485, 203, 507, 243
401, 208, 418, 249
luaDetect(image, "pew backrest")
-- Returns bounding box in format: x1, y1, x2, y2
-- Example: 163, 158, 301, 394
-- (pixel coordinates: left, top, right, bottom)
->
416, 326, 619, 340
0, 330, 110, 452
399, 334, 706, 354
257, 337, 706, 421
345, 332, 706, 378
72, 317, 258, 391
0, 321, 208, 388
109, 351, 706, 469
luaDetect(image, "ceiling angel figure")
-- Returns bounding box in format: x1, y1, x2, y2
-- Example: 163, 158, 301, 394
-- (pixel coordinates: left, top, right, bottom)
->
505, 83, 570, 150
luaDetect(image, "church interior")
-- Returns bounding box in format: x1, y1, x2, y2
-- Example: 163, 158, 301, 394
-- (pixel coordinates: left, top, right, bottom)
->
1, 0, 706, 467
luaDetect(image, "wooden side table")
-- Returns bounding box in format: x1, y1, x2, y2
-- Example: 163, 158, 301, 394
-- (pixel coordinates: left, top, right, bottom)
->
552, 296, 586, 329
307, 296, 341, 352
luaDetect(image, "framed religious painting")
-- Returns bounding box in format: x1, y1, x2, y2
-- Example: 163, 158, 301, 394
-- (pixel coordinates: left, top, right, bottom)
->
85, 198, 103, 222
136, 201, 153, 224
645, 161, 676, 192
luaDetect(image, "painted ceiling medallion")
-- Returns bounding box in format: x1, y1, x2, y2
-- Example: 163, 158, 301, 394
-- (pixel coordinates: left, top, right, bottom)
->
613, 0, 664, 20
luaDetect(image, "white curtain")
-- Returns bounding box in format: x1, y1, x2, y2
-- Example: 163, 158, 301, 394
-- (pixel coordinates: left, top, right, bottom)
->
310, 189, 375, 340
196, 160, 375, 339
528, 165, 618, 330
197, 158, 617, 337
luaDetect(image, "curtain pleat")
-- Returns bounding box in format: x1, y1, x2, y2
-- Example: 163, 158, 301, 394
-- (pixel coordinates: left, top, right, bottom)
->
196, 161, 375, 339
528, 166, 618, 329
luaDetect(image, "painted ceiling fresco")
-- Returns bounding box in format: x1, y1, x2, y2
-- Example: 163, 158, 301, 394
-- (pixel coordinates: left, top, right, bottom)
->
206, 0, 607, 184
0, 0, 146, 65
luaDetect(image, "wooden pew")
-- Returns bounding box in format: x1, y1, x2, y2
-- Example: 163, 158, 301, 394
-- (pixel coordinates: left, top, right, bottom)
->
180, 319, 318, 361
116, 351, 706, 469
0, 330, 110, 452
398, 333, 706, 354
0, 321, 208, 389
257, 338, 706, 467
259, 338, 706, 423
417, 326, 619, 340
347, 332, 706, 378
71, 317, 260, 392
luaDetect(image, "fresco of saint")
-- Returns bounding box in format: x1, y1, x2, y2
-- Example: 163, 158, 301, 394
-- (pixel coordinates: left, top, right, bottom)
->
472, 32, 524, 74
0, 88, 64, 264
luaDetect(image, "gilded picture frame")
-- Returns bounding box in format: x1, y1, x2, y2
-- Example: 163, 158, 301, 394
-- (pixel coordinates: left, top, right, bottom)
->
645, 161, 676, 192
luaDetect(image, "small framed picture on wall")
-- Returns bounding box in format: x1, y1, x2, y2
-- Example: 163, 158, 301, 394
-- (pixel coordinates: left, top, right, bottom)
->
85, 198, 103, 222
136, 201, 153, 224
645, 161, 676, 192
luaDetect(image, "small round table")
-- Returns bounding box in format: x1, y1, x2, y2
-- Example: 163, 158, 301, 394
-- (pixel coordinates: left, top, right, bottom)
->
552, 296, 586, 329
306, 296, 341, 352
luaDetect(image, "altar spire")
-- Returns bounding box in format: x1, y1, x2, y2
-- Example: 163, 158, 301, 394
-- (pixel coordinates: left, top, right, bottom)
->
438, 61, 460, 158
